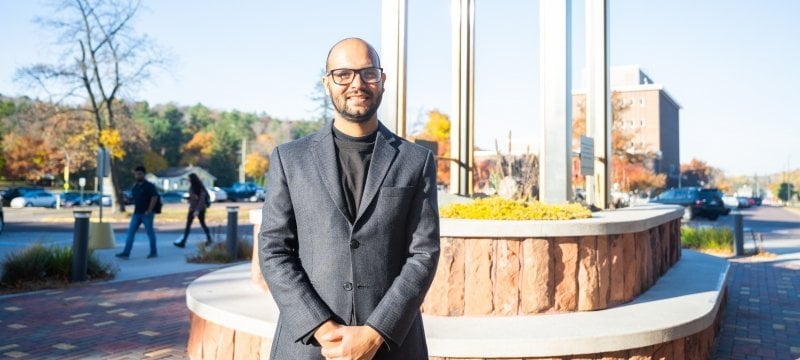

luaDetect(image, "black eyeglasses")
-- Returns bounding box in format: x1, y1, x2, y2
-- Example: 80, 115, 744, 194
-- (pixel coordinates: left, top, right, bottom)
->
327, 67, 383, 85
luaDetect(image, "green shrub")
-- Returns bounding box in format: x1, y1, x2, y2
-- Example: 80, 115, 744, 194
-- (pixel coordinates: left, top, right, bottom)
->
187, 238, 253, 264
1, 243, 117, 290
681, 226, 733, 252
440, 196, 592, 220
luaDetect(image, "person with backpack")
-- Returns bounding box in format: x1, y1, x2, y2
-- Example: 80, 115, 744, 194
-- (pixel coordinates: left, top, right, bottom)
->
173, 173, 213, 248
116, 165, 159, 259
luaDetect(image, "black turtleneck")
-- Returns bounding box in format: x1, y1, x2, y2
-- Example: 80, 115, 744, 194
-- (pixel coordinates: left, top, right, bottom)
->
332, 126, 377, 222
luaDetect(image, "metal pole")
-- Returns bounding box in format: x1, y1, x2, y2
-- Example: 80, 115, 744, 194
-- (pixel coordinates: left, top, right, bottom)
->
733, 210, 744, 256
226, 206, 239, 260
539, 0, 573, 203
72, 210, 92, 282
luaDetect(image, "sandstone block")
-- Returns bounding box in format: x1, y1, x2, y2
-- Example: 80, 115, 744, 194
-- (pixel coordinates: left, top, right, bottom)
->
609, 234, 625, 304
493, 239, 521, 315
622, 232, 639, 300
187, 313, 206, 360
423, 237, 453, 315
465, 239, 494, 315
520, 238, 553, 314
578, 236, 599, 311
233, 330, 262, 360
596, 235, 610, 309
554, 237, 578, 311
448, 238, 466, 316
636, 230, 652, 291
672, 336, 686, 360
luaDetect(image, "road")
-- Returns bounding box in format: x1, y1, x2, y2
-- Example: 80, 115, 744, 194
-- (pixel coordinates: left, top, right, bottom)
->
684, 204, 800, 255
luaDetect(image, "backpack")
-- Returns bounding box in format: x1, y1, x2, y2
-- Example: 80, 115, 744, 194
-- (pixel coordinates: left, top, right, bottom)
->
153, 195, 163, 214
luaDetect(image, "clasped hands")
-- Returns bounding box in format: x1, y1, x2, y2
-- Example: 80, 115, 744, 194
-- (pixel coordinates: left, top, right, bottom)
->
315, 320, 383, 360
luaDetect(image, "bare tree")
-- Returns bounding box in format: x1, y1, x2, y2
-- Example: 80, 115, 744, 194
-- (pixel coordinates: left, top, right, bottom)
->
16, 0, 166, 212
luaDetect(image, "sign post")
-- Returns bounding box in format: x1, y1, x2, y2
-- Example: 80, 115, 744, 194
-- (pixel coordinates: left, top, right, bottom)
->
79, 177, 86, 207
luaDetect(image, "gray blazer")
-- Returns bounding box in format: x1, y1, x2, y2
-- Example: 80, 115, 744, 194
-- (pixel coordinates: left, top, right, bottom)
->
259, 122, 440, 360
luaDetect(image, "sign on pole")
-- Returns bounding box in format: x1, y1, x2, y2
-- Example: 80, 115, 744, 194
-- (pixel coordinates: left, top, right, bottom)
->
580, 136, 595, 176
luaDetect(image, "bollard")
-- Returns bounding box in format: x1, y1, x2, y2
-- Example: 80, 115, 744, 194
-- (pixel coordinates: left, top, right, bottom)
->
226, 206, 239, 260
733, 210, 744, 256
72, 210, 92, 282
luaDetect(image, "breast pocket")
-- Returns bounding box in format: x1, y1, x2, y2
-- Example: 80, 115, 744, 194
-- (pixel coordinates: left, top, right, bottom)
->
380, 186, 416, 198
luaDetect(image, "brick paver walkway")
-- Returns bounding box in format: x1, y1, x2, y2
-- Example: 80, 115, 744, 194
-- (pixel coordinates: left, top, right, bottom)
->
714, 258, 800, 359
0, 269, 216, 359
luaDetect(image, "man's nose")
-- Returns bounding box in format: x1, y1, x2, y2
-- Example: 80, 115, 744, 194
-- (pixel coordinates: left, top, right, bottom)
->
348, 72, 366, 89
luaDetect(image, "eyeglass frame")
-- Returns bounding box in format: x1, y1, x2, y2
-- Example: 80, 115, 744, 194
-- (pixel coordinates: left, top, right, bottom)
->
326, 67, 384, 85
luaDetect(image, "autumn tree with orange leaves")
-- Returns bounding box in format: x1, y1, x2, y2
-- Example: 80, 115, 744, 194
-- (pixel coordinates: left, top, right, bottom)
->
411, 110, 451, 186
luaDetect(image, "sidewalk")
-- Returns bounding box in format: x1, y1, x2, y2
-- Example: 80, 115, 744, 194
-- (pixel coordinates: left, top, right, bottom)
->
713, 239, 800, 359
0, 269, 214, 359
0, 229, 245, 359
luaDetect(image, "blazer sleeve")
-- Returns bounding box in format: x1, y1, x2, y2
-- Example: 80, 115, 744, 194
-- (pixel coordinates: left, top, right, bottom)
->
259, 147, 333, 344
365, 150, 440, 347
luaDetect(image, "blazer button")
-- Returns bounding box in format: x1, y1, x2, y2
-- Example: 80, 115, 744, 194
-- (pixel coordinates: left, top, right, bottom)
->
343, 282, 353, 291
350, 240, 360, 249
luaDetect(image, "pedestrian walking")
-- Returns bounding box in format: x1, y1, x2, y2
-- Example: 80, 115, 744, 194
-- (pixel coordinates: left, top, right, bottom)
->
173, 173, 213, 248
116, 165, 159, 259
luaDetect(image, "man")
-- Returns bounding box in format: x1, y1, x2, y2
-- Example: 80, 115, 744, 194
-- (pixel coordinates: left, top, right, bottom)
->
116, 165, 159, 259
259, 38, 440, 360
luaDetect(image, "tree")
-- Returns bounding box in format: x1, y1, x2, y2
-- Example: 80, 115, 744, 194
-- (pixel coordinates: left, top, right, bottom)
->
16, 0, 166, 212
680, 158, 719, 187
310, 69, 333, 123
777, 182, 796, 203
245, 152, 270, 184
412, 110, 451, 185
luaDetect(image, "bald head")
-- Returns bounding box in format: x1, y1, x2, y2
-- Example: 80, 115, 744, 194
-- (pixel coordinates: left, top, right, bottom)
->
325, 38, 381, 72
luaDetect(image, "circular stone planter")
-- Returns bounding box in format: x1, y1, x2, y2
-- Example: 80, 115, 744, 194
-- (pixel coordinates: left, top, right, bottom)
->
186, 204, 729, 359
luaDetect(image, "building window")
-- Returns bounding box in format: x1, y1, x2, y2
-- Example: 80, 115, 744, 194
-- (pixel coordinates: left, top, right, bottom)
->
640, 97, 645, 107
640, 118, 646, 127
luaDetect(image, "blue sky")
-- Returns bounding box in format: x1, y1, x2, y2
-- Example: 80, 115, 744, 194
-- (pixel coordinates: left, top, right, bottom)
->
1, 0, 798, 177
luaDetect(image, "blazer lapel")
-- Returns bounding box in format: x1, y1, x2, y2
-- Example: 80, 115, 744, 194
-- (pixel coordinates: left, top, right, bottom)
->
311, 125, 350, 221
355, 123, 399, 223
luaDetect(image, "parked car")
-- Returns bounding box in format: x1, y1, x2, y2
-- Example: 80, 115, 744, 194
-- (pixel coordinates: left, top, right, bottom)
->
722, 195, 740, 211
58, 192, 85, 207
736, 196, 751, 209
0, 201, 5, 235
209, 187, 228, 202
10, 190, 57, 208
2, 186, 44, 206
699, 188, 730, 215
650, 187, 726, 220
82, 193, 112, 206
160, 191, 186, 204
224, 182, 262, 202
181, 186, 228, 203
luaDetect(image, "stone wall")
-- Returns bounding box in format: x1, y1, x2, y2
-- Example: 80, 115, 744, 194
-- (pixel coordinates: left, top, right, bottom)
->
422, 219, 682, 315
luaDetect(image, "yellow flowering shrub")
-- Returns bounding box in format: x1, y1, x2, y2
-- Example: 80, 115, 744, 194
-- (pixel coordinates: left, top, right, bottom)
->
440, 197, 592, 220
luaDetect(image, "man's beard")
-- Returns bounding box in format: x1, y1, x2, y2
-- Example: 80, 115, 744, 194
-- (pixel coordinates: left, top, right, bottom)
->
331, 90, 382, 123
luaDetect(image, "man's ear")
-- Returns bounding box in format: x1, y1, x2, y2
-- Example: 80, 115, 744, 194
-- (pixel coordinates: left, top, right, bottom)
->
322, 77, 331, 96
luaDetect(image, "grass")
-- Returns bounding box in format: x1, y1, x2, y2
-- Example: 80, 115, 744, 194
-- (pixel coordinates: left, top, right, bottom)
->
186, 237, 253, 264
1, 243, 117, 293
680, 226, 733, 253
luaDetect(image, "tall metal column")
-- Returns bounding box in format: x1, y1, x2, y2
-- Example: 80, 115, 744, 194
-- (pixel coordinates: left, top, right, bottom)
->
585, 0, 611, 208
379, 0, 408, 137
539, 0, 573, 204
450, 0, 475, 196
